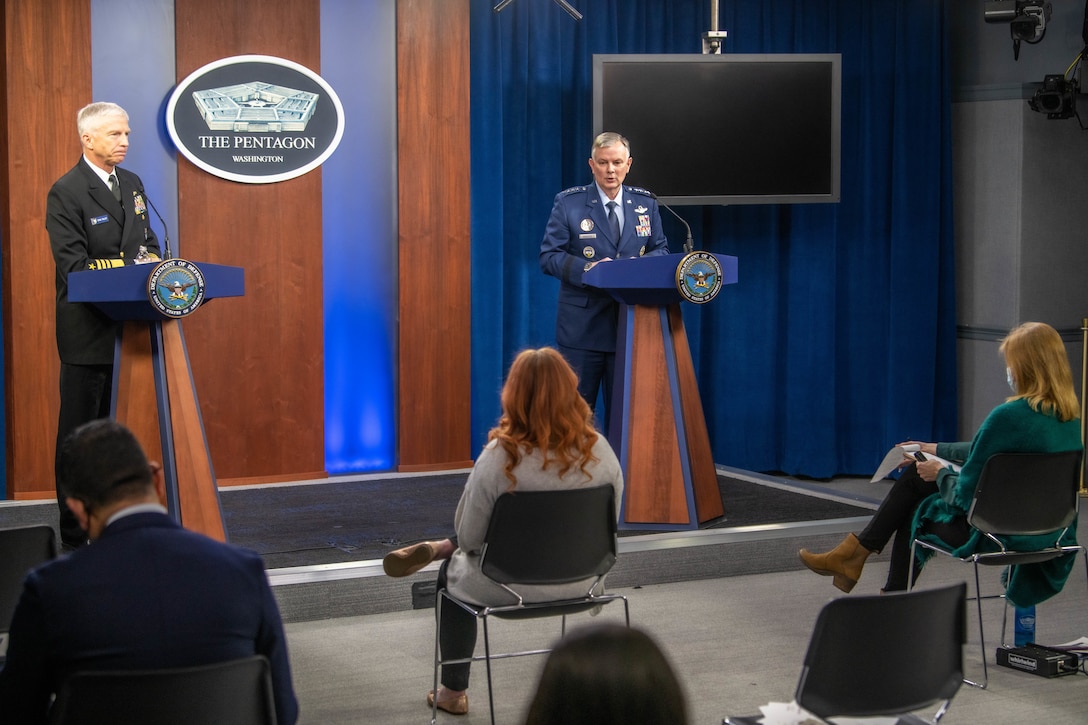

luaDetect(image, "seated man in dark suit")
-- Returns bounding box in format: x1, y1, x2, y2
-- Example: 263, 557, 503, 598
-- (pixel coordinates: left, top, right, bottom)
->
0, 419, 299, 724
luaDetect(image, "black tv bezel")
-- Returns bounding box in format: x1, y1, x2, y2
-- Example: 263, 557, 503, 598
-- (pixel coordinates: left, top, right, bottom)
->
592, 53, 842, 206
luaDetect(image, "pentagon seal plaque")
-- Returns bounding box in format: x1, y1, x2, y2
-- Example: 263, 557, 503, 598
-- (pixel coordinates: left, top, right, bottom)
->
676, 252, 723, 304
148, 259, 207, 318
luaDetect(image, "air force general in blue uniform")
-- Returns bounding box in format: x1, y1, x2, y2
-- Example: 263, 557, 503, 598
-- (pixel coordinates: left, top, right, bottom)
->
539, 133, 669, 432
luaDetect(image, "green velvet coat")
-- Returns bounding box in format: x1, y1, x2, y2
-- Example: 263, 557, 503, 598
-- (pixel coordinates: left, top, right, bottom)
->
911, 398, 1082, 607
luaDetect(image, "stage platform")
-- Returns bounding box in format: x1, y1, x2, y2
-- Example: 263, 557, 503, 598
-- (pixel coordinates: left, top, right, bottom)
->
0, 467, 886, 622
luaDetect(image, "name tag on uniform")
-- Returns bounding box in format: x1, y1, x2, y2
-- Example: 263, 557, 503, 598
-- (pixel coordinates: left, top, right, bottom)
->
578, 233, 596, 239
90, 215, 110, 225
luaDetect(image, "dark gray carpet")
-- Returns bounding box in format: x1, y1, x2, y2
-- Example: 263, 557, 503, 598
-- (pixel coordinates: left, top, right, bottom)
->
0, 475, 874, 571
220, 474, 873, 569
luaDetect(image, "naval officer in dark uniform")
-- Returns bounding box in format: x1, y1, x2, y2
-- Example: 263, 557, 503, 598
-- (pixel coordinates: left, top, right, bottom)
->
45, 101, 161, 549
539, 132, 669, 433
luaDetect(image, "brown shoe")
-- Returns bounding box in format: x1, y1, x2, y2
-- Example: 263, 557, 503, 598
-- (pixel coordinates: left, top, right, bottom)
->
799, 533, 872, 593
383, 541, 438, 577
427, 689, 468, 715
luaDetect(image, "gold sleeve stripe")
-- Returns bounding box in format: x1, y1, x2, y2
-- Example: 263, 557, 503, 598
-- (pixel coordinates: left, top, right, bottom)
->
86, 258, 125, 270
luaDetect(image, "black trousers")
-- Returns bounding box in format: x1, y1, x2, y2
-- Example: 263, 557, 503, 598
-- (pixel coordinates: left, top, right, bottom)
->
56, 362, 112, 548
436, 558, 476, 691
556, 344, 614, 435
857, 463, 971, 591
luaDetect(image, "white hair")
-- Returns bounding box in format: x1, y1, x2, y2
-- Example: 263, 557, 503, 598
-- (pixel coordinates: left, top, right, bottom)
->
77, 102, 128, 137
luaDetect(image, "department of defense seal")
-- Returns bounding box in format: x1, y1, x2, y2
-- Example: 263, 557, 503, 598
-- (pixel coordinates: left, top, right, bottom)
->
147, 259, 207, 318
676, 252, 723, 304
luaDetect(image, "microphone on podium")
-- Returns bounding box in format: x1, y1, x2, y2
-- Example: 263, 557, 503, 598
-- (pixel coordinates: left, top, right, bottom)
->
650, 193, 695, 254
140, 186, 174, 260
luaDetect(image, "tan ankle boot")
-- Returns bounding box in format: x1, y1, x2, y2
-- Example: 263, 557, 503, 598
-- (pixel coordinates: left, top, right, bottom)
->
798, 533, 871, 593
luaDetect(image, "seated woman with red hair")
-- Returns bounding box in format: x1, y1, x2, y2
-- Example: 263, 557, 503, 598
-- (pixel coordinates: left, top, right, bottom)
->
383, 347, 624, 715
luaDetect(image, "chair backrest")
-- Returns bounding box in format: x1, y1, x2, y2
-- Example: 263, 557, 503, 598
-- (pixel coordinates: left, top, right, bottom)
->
796, 583, 966, 719
967, 450, 1082, 536
0, 525, 57, 630
479, 484, 617, 586
48, 655, 276, 725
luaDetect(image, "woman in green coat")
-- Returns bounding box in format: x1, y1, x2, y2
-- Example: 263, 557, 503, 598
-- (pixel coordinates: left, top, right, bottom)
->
799, 321, 1081, 605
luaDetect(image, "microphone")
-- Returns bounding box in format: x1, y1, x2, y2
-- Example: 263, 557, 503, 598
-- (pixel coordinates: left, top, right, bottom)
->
140, 186, 173, 260
650, 193, 695, 254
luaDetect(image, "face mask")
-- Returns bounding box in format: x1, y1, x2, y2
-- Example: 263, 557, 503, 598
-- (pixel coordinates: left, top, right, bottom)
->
1006, 367, 1016, 393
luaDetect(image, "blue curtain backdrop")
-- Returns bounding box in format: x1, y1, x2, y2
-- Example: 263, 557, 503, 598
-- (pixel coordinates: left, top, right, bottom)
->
469, 0, 957, 478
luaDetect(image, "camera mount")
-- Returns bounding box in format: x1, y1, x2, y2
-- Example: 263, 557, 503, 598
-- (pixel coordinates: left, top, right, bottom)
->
1029, 74, 1080, 120
493, 0, 582, 21
1027, 45, 1088, 129
984, 0, 1052, 60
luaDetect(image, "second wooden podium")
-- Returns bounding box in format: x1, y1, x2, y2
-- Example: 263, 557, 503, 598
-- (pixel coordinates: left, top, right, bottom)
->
584, 252, 738, 530
68, 261, 244, 541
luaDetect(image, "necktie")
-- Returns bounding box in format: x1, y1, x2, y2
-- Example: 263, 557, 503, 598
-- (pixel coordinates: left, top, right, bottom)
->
606, 200, 620, 241
108, 174, 121, 203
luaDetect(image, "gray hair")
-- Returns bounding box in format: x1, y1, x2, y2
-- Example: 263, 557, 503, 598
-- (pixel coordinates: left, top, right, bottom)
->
591, 131, 631, 158
77, 102, 128, 136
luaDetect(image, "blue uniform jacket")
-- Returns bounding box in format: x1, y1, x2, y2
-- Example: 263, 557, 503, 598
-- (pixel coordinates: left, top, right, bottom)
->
539, 183, 669, 352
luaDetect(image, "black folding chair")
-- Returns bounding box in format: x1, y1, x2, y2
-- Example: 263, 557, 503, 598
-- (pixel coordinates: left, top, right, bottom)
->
909, 450, 1086, 688
48, 655, 277, 725
725, 583, 966, 725
0, 524, 57, 662
433, 484, 629, 725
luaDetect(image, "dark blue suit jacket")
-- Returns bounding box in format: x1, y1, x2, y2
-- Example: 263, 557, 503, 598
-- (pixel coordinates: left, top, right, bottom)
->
539, 183, 669, 352
0, 512, 299, 724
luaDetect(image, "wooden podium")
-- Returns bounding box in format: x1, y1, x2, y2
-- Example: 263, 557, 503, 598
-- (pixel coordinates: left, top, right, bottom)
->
584, 253, 738, 530
68, 262, 244, 541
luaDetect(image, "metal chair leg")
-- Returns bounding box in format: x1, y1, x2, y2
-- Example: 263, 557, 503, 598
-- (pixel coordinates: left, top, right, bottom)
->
967, 561, 988, 689
1000, 596, 1010, 646
999, 575, 1014, 649
482, 615, 496, 725
431, 595, 442, 725
910, 541, 987, 688
430, 594, 629, 723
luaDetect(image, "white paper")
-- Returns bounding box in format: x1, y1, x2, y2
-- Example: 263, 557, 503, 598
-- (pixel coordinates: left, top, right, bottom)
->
754, 700, 822, 724
1051, 635, 1088, 651
870, 444, 961, 483
870, 444, 918, 482
752, 701, 899, 725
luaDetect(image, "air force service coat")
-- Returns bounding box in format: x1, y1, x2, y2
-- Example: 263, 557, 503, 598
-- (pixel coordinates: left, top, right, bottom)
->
539, 183, 669, 353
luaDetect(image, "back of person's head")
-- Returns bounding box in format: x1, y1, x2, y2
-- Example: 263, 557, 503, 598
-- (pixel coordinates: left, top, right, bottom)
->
59, 419, 154, 509
500, 347, 589, 434
77, 101, 127, 135
1000, 321, 1079, 421
523, 624, 689, 725
490, 347, 598, 484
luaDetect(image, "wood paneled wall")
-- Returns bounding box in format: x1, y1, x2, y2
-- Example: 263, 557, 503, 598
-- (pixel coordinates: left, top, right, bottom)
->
1, 0, 472, 498
173, 0, 325, 485
2, 0, 93, 498
396, 0, 473, 471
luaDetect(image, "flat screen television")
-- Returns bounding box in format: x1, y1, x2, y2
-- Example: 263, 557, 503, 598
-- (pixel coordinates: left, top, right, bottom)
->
593, 53, 841, 205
